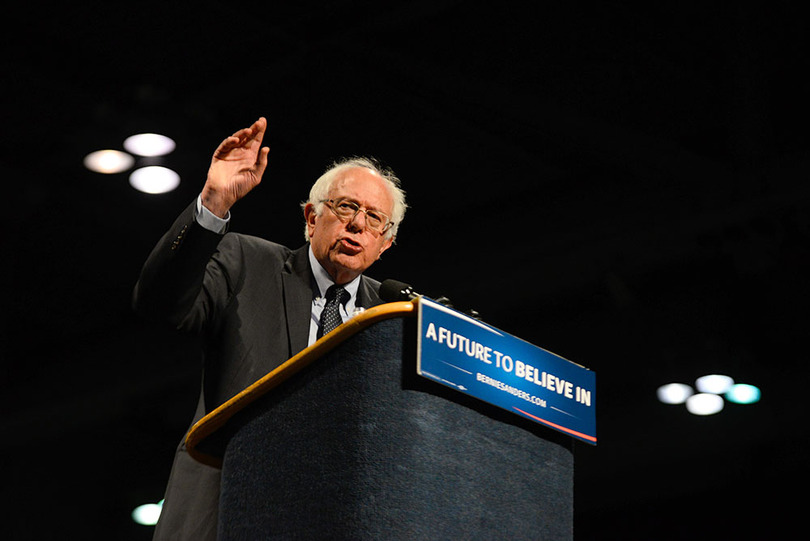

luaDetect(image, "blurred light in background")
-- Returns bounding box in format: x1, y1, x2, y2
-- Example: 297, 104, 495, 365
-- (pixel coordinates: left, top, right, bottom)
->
84, 133, 179, 193
131, 499, 163, 526
124, 133, 176, 157
659, 375, 760, 415
657, 383, 694, 404
696, 374, 735, 394
725, 384, 761, 404
129, 166, 181, 194
686, 393, 724, 415
83, 150, 135, 174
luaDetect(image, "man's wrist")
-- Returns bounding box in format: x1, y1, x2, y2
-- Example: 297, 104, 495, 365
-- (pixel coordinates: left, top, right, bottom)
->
200, 188, 232, 218
195, 194, 230, 234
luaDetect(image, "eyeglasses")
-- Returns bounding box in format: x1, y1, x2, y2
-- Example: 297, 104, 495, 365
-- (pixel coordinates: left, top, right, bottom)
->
322, 198, 394, 234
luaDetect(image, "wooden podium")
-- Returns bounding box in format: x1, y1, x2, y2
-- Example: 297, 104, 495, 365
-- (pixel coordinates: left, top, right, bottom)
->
186, 300, 574, 540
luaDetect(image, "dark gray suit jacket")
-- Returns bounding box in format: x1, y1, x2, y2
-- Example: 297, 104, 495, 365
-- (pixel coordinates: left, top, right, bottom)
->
133, 201, 383, 540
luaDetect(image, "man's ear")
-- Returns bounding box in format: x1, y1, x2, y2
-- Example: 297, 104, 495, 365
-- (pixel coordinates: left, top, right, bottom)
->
303, 203, 317, 238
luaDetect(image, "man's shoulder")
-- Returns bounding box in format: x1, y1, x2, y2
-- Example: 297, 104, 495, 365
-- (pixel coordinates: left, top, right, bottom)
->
361, 274, 381, 289
215, 233, 306, 269
222, 232, 291, 252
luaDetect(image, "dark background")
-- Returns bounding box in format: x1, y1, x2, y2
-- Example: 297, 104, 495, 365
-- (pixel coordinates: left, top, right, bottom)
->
2, 2, 808, 539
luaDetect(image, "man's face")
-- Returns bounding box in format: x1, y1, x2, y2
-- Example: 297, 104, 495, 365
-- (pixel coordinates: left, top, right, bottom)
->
305, 167, 394, 284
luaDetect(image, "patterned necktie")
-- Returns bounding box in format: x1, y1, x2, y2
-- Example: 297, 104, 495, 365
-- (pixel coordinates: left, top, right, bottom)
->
318, 284, 350, 338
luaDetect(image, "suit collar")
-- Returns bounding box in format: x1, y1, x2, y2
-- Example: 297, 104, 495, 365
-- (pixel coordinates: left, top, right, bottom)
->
282, 245, 313, 354
358, 275, 382, 308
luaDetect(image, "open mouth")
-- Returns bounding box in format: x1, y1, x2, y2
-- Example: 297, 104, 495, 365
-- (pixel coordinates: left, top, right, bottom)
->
337, 237, 362, 254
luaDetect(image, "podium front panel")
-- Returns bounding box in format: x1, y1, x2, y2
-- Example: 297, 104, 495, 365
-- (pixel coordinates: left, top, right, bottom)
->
218, 318, 573, 540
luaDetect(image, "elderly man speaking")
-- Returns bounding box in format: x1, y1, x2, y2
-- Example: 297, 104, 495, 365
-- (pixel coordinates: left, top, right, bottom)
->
133, 117, 407, 540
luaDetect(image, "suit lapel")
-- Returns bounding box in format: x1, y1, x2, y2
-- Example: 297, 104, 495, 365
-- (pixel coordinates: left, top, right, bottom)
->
358, 276, 383, 308
283, 245, 383, 352
282, 245, 313, 355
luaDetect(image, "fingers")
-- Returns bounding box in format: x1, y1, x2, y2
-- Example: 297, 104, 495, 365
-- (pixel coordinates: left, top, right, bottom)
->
256, 146, 270, 176
252, 116, 267, 137
211, 117, 269, 163
230, 117, 267, 147
213, 117, 267, 154
233, 117, 266, 139
247, 117, 267, 149
212, 135, 239, 157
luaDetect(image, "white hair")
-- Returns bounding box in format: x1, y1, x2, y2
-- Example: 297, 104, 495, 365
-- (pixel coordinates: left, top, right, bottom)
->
302, 157, 407, 241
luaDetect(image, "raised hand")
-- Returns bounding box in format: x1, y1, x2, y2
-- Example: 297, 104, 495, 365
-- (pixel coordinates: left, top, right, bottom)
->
201, 117, 270, 218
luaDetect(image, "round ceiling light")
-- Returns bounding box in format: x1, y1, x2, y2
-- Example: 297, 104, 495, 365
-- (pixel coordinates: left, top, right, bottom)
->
695, 374, 735, 395
657, 383, 694, 405
131, 500, 163, 526
124, 133, 176, 157
685, 393, 724, 415
83, 150, 135, 174
725, 384, 761, 404
129, 166, 180, 194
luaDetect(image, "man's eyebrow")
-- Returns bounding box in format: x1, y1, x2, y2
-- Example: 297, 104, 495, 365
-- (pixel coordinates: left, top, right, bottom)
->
337, 197, 386, 214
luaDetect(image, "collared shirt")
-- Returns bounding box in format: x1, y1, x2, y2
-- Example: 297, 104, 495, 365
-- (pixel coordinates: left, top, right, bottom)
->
194, 195, 359, 346
307, 247, 360, 345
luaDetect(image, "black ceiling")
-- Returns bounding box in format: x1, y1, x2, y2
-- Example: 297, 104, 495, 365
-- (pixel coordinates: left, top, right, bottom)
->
3, 2, 809, 539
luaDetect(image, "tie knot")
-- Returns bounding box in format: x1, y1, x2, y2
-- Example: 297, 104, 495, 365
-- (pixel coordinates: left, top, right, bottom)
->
325, 284, 350, 306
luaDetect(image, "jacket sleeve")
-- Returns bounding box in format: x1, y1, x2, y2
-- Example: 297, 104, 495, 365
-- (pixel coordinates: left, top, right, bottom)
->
132, 199, 242, 333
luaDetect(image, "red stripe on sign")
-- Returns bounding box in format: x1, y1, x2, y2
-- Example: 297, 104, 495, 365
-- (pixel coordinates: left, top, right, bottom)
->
513, 407, 597, 443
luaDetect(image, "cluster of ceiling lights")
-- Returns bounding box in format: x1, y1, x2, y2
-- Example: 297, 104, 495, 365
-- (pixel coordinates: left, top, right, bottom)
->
657, 375, 760, 415
83, 133, 180, 194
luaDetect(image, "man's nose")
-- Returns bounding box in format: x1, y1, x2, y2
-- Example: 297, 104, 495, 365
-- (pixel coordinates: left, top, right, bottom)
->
347, 210, 367, 231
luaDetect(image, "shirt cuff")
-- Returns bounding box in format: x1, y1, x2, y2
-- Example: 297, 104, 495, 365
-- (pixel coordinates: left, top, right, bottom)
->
195, 194, 230, 234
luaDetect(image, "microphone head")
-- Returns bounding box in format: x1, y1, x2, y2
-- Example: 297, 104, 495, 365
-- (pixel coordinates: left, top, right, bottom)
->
380, 279, 416, 302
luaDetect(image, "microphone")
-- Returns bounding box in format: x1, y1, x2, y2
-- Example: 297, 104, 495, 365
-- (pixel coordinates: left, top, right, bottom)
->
380, 279, 479, 319
380, 279, 418, 302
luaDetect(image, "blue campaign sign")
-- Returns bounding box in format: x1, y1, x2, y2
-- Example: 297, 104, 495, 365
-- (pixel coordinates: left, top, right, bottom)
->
417, 297, 597, 445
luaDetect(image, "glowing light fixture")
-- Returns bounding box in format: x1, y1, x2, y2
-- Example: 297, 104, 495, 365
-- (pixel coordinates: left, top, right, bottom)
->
695, 374, 734, 394
83, 150, 135, 174
124, 133, 176, 157
725, 384, 761, 404
685, 393, 724, 415
129, 166, 180, 194
657, 383, 694, 404
131, 499, 163, 526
